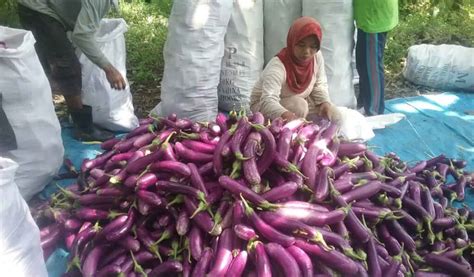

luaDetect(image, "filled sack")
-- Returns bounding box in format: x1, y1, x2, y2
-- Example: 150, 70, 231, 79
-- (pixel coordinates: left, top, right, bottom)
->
0, 157, 48, 277
263, 0, 302, 65
303, 0, 356, 108
152, 0, 233, 122
403, 44, 474, 92
218, 0, 264, 112
0, 26, 64, 200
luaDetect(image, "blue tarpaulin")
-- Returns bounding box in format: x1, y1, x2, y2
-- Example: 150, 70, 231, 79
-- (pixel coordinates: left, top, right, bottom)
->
40, 92, 473, 277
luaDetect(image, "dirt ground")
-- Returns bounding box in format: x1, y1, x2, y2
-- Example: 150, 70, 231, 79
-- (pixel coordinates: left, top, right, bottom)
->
53, 77, 441, 120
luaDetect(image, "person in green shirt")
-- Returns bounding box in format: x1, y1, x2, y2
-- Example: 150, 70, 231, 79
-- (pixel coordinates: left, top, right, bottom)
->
354, 0, 399, 115
17, 0, 125, 141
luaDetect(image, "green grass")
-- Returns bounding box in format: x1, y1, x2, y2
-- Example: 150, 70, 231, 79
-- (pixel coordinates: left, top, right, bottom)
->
118, 0, 173, 86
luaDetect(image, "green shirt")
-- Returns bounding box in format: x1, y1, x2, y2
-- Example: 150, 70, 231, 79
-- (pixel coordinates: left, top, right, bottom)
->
17, 0, 114, 68
354, 0, 399, 33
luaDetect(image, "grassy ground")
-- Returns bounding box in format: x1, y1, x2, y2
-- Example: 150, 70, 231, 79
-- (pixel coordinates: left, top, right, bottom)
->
1, 0, 473, 117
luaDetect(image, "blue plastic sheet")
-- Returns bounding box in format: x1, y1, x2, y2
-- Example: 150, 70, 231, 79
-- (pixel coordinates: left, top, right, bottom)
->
369, 92, 473, 172
41, 92, 473, 276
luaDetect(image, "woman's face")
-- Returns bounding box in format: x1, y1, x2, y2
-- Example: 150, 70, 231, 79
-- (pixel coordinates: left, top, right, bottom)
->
293, 35, 319, 62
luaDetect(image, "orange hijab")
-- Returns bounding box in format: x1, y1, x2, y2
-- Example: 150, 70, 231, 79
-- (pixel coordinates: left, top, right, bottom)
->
276, 17, 323, 94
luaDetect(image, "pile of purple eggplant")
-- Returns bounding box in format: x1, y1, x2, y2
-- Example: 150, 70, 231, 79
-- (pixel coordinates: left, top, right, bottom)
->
33, 111, 474, 277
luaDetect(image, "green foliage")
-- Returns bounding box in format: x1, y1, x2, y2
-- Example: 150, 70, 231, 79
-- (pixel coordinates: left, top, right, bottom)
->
0, 0, 20, 27
118, 0, 172, 85
385, 1, 474, 81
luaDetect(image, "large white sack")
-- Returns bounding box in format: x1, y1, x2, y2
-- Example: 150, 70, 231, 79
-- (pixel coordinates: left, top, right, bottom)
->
0, 26, 64, 201
218, 0, 264, 112
152, 0, 233, 122
303, 0, 356, 108
263, 0, 302, 65
79, 18, 139, 131
0, 157, 48, 277
403, 44, 474, 92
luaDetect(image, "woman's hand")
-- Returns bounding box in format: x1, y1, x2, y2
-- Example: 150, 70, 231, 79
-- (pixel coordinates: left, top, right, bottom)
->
103, 64, 127, 90
318, 102, 332, 119
281, 111, 298, 121
318, 102, 342, 124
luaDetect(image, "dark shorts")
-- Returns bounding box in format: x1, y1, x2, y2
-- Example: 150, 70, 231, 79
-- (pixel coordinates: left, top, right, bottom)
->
18, 5, 81, 96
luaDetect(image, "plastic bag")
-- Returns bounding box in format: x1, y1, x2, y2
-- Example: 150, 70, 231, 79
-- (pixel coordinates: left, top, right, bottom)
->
0, 157, 48, 277
337, 107, 375, 141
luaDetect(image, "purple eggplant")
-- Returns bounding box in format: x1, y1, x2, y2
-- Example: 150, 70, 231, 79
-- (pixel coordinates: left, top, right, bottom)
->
189, 226, 204, 261
227, 250, 248, 277
287, 245, 314, 277
175, 141, 213, 163
181, 139, 216, 154
208, 228, 234, 277
230, 117, 253, 160
192, 247, 213, 277
137, 190, 164, 207
255, 126, 276, 175
250, 241, 272, 277
150, 160, 191, 177
261, 181, 298, 202
366, 237, 382, 277
213, 125, 237, 175
135, 173, 158, 190
241, 198, 295, 247
118, 236, 140, 252
96, 264, 121, 277
294, 240, 359, 274
106, 208, 137, 241
184, 196, 221, 236
424, 253, 472, 277
176, 211, 190, 236
149, 260, 183, 276
386, 220, 416, 252
218, 176, 276, 209
243, 132, 262, 186
265, 242, 302, 277
82, 245, 106, 277
156, 180, 206, 204
341, 180, 382, 203
272, 206, 346, 226
314, 166, 333, 202
188, 162, 209, 196
74, 208, 109, 221
277, 127, 293, 160
234, 224, 258, 241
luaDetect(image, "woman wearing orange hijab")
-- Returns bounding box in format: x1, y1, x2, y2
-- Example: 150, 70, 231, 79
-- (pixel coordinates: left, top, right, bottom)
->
250, 16, 341, 122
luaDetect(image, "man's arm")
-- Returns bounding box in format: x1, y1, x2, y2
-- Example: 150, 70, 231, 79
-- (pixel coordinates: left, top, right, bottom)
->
71, 0, 126, 90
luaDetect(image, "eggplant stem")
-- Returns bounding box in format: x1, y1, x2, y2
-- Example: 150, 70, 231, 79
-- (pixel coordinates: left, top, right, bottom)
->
130, 250, 149, 277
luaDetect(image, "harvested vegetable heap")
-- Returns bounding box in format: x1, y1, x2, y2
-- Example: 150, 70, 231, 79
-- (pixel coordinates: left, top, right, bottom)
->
33, 111, 474, 277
